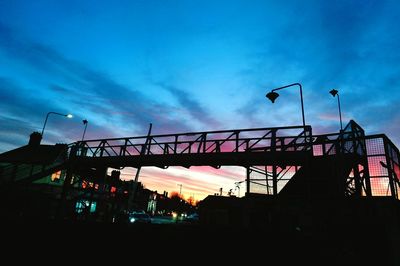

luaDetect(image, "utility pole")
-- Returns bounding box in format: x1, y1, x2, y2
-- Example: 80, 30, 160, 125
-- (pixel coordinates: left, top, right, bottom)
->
134, 123, 152, 182
177, 184, 182, 196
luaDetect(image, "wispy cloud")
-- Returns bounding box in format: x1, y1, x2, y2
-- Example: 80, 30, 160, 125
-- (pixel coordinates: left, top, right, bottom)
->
153, 81, 221, 129
232, 1, 400, 144
0, 22, 210, 150
1, 1, 400, 200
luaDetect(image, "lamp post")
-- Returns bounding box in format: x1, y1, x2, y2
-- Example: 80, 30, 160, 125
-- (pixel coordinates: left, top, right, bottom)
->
234, 181, 244, 197
266, 83, 306, 128
329, 89, 343, 131
81, 119, 88, 141
41, 112, 73, 139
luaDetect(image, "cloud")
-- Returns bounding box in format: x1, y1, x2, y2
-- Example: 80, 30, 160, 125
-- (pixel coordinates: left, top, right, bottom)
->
232, 1, 400, 145
153, 81, 221, 129
138, 166, 244, 198
0, 77, 77, 149
0, 115, 35, 151
1, 1, 400, 201
0, 22, 211, 151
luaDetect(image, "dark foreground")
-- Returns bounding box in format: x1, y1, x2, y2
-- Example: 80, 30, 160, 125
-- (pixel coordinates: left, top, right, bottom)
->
3, 220, 398, 265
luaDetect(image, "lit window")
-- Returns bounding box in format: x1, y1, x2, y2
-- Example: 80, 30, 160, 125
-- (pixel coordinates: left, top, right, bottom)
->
90, 202, 96, 213
75, 200, 96, 213
51, 171, 62, 182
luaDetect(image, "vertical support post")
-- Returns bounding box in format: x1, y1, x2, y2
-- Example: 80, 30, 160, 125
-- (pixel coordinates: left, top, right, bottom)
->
353, 164, 362, 196
349, 123, 362, 196
360, 135, 372, 197
265, 166, 271, 194
135, 123, 152, 182
134, 168, 141, 184
384, 138, 397, 198
350, 122, 372, 196
271, 129, 278, 195
246, 167, 251, 195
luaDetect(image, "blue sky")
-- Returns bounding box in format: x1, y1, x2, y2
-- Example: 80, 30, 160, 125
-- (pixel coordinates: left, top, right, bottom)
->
1, 0, 399, 199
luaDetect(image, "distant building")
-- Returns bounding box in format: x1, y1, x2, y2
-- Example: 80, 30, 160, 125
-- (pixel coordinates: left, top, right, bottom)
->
0, 132, 140, 222
0, 132, 69, 220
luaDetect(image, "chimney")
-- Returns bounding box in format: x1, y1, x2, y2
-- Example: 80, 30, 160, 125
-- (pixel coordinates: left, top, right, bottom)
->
28, 132, 42, 146
111, 170, 121, 180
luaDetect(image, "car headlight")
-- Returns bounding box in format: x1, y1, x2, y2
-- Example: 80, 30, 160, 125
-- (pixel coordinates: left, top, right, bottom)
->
130, 218, 136, 223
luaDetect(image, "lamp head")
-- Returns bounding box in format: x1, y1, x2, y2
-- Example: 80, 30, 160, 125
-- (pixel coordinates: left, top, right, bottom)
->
83, 119, 88, 125
66, 114, 73, 118
329, 89, 338, 97
266, 91, 279, 103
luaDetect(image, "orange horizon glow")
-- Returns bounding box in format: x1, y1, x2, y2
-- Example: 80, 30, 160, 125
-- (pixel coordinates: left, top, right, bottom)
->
113, 154, 395, 200
117, 165, 245, 201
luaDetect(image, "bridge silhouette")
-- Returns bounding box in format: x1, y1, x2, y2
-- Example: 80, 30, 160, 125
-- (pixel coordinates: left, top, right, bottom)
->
2, 119, 399, 201
1, 118, 400, 264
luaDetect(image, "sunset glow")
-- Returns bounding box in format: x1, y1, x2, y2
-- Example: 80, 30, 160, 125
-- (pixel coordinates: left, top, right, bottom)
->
1, 0, 399, 200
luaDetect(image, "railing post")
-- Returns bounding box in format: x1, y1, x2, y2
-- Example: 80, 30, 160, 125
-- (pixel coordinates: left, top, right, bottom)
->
235, 131, 239, 152
216, 141, 220, 153
120, 139, 128, 156
271, 129, 278, 195
265, 166, 271, 194
202, 133, 206, 153
99, 141, 105, 157
164, 144, 169, 154
174, 135, 178, 154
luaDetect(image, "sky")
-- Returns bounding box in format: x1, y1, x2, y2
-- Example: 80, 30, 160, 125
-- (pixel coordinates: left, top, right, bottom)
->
1, 0, 400, 200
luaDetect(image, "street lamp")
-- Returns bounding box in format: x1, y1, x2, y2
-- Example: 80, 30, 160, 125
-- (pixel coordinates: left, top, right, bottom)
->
234, 181, 244, 197
266, 83, 306, 128
41, 112, 73, 139
329, 89, 343, 131
81, 119, 88, 141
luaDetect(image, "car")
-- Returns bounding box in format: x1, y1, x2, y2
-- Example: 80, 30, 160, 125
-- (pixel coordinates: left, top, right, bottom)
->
129, 212, 151, 224
185, 213, 199, 223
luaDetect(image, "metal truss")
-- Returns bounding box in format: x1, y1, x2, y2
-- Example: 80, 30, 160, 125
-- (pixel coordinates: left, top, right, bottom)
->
2, 120, 399, 201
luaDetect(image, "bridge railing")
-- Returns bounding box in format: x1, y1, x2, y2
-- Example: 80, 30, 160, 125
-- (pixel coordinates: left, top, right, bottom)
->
71, 125, 313, 158
363, 134, 400, 199
249, 120, 370, 195
311, 120, 367, 157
